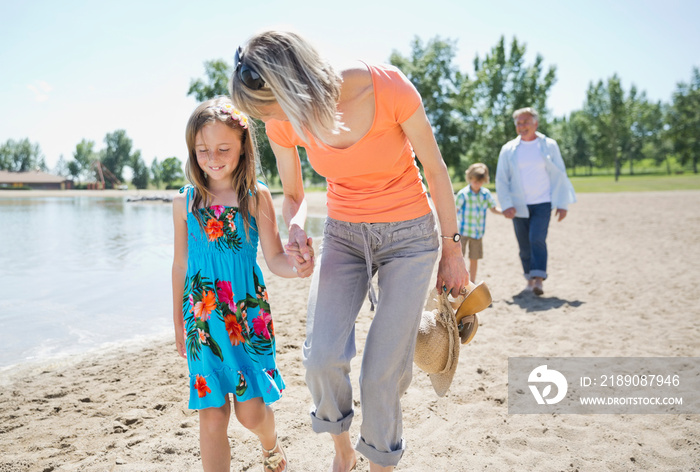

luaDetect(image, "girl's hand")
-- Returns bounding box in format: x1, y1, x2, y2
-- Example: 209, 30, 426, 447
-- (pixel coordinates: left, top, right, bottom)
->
174, 327, 186, 358
285, 235, 315, 278
286, 225, 313, 262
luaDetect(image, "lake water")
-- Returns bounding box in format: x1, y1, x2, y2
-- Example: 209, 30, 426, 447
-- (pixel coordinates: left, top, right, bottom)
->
0, 196, 324, 372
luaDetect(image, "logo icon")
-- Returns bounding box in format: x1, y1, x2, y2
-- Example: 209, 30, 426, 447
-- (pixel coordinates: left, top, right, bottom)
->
528, 365, 568, 405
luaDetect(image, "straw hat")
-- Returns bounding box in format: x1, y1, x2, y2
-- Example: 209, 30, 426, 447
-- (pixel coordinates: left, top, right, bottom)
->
414, 282, 492, 396
414, 288, 461, 397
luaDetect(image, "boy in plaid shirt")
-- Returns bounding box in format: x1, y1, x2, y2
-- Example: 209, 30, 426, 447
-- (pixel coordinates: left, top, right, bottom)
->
455, 163, 502, 282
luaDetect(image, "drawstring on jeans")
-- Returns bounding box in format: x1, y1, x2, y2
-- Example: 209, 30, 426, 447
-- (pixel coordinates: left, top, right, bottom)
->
360, 223, 382, 311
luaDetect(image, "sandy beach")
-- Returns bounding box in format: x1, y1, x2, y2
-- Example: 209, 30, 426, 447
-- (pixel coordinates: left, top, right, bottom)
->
1, 189, 699, 471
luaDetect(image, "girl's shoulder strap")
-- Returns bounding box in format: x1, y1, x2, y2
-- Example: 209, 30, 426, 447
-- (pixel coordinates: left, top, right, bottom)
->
248, 179, 268, 197
179, 184, 195, 213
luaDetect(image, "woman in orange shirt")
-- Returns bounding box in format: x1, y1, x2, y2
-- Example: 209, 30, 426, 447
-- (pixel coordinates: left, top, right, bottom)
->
231, 30, 468, 472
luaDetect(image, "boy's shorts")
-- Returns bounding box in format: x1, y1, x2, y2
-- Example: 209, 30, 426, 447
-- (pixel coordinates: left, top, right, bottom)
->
460, 236, 483, 260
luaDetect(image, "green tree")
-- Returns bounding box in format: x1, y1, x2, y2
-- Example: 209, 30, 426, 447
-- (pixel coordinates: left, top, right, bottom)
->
470, 36, 557, 172
151, 158, 163, 189
161, 156, 185, 188
550, 111, 592, 175
53, 154, 69, 177
188, 60, 233, 102
71, 139, 97, 185
0, 142, 9, 170
67, 160, 81, 184
667, 67, 700, 174
130, 150, 150, 189
100, 130, 134, 184
583, 80, 611, 170
625, 89, 665, 175
607, 75, 627, 181
583, 75, 649, 180
389, 36, 475, 173
0, 138, 47, 172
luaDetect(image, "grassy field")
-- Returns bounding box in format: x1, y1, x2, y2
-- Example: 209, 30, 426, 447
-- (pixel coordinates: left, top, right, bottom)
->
568, 173, 700, 193
458, 172, 700, 194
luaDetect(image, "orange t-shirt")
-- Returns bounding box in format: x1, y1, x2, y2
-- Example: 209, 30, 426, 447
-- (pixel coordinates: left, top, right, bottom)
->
265, 63, 431, 223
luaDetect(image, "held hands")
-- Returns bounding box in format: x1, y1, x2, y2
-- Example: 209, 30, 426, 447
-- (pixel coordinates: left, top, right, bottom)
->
284, 224, 315, 278
503, 207, 567, 221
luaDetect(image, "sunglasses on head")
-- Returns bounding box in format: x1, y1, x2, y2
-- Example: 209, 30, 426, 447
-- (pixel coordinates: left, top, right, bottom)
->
234, 46, 266, 91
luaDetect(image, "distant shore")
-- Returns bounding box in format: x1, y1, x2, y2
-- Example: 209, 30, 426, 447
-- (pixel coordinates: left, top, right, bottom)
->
0, 189, 179, 198
0, 188, 331, 216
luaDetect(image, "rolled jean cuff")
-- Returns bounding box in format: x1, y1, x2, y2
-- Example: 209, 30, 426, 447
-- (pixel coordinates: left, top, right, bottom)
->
529, 269, 547, 280
309, 409, 354, 435
355, 436, 405, 467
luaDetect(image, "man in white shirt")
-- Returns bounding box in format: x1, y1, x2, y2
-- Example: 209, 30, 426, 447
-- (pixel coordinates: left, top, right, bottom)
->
495, 107, 576, 296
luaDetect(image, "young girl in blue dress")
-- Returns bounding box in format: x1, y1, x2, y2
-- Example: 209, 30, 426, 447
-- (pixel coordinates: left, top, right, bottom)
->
172, 96, 313, 472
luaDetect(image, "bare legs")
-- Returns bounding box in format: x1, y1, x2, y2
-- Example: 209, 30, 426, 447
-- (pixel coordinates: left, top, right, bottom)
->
199, 396, 287, 472
199, 400, 232, 472
329, 432, 395, 472
469, 258, 478, 283
330, 432, 357, 472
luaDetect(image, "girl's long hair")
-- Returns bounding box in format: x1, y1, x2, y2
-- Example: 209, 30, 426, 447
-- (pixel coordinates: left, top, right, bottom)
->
184, 96, 259, 239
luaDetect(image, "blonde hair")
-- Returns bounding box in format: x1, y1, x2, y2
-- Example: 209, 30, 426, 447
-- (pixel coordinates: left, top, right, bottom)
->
229, 30, 343, 143
512, 107, 539, 122
184, 96, 258, 239
466, 163, 490, 183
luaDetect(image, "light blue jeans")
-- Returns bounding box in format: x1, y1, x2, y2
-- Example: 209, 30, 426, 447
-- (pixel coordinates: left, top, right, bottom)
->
302, 212, 439, 467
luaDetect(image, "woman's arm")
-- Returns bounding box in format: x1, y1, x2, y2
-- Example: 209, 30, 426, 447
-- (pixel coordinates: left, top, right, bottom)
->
255, 183, 314, 278
171, 193, 189, 359
270, 139, 314, 271
400, 104, 469, 296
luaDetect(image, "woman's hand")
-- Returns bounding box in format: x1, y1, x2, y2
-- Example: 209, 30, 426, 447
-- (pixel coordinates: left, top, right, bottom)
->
285, 226, 315, 277
436, 242, 470, 298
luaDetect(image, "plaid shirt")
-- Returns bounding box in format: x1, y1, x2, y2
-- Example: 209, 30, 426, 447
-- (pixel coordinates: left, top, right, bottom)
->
455, 185, 496, 239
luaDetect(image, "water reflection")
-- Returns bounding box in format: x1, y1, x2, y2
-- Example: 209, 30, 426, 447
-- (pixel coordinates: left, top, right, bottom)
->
0, 197, 174, 368
0, 197, 324, 369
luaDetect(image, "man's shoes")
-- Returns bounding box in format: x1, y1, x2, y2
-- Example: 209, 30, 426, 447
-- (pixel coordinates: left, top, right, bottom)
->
532, 278, 544, 296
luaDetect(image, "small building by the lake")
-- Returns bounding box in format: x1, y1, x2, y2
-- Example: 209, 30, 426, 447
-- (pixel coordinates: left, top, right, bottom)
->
0, 170, 73, 190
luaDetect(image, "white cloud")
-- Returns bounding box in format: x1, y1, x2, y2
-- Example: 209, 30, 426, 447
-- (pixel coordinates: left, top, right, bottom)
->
27, 80, 53, 102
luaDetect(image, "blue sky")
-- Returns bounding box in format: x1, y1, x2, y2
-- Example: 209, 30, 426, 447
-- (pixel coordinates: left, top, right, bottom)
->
1, 0, 698, 170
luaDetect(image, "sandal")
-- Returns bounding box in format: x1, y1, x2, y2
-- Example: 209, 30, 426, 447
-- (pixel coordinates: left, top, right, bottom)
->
262, 435, 287, 471
326, 459, 356, 472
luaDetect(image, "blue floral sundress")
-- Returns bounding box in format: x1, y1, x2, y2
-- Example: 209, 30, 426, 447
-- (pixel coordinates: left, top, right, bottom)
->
180, 185, 285, 409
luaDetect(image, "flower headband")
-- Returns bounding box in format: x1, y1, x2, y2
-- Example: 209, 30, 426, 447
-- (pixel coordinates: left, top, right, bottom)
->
219, 103, 249, 129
